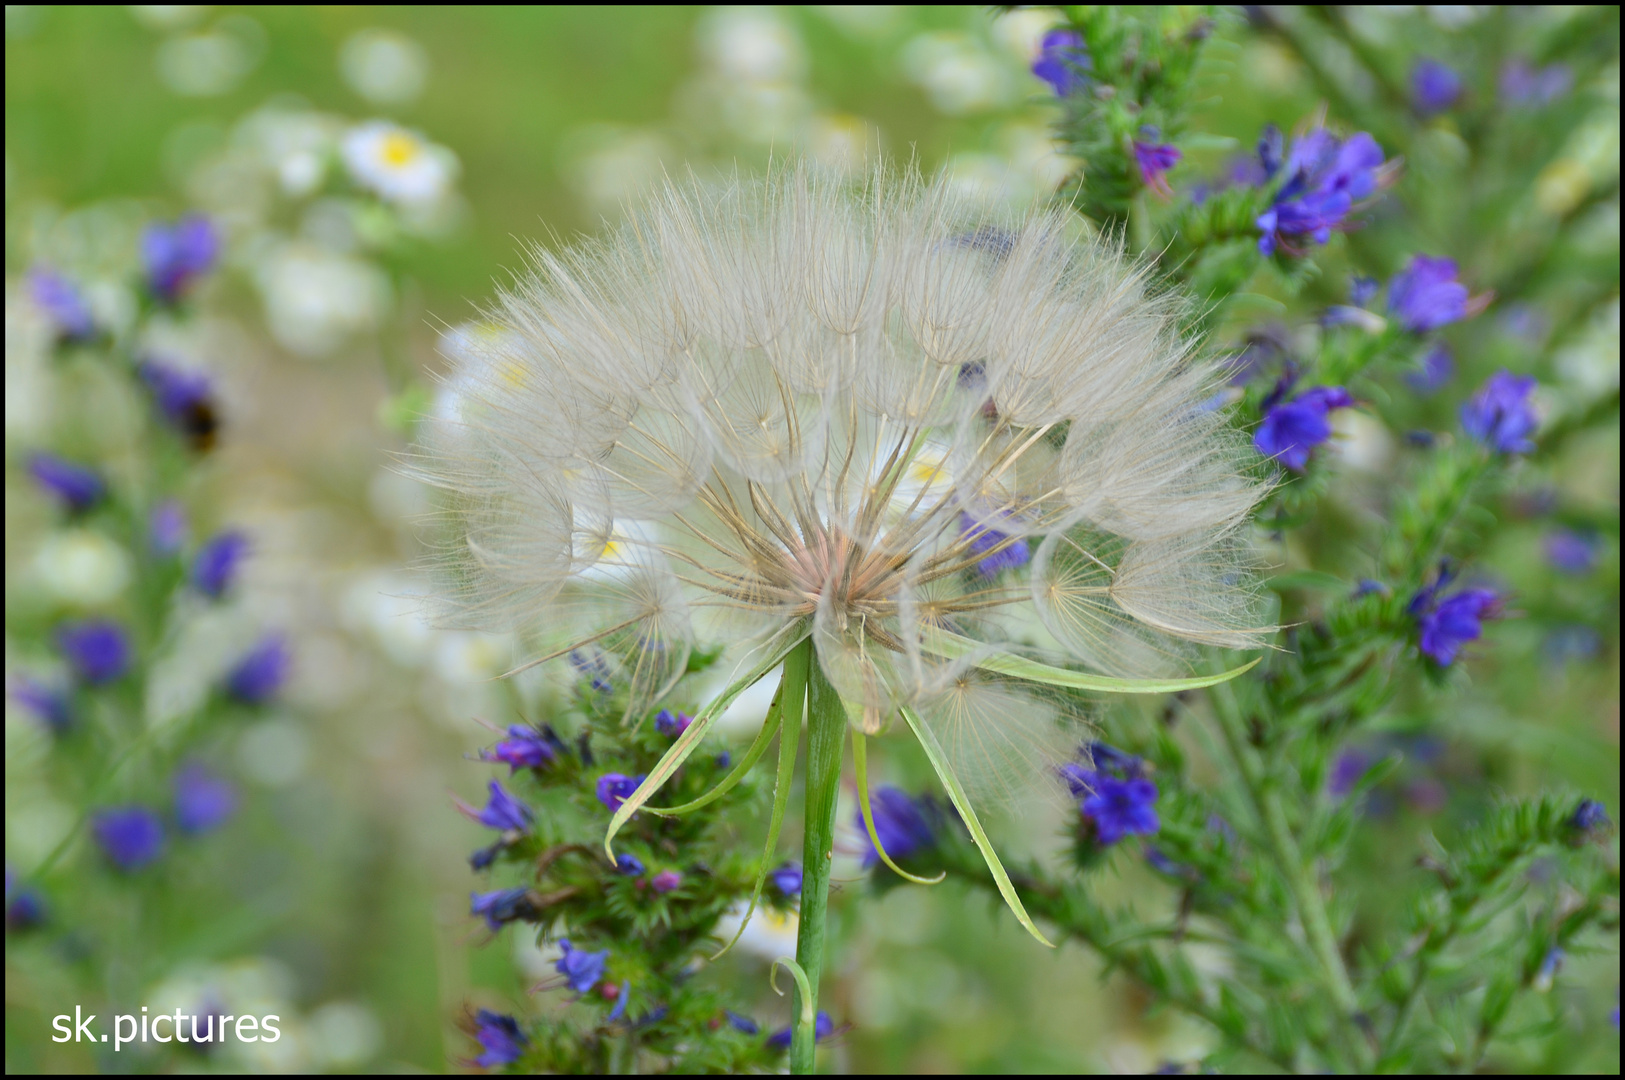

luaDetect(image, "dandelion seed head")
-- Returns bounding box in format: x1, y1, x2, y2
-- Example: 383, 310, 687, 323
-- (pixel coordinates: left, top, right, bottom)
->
415, 165, 1268, 766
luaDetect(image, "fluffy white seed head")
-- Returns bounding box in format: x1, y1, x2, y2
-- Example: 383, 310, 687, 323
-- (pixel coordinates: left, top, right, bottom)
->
413, 164, 1269, 738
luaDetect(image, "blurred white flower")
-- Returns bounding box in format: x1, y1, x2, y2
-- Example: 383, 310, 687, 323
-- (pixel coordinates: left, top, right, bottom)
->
714, 900, 799, 959
339, 28, 429, 105
5, 291, 55, 437
129, 6, 209, 32
306, 1001, 383, 1068
804, 113, 881, 175
238, 718, 310, 787
33, 529, 132, 606
901, 31, 1011, 114
990, 7, 1058, 63
154, 14, 264, 97
341, 120, 457, 207
559, 126, 674, 217
811, 5, 902, 39
342, 572, 436, 666
432, 630, 516, 684
238, 107, 340, 198
255, 241, 387, 357
699, 6, 806, 82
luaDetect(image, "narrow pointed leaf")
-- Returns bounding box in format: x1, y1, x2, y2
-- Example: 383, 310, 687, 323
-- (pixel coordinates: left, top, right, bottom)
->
648, 677, 783, 815
901, 704, 1054, 948
853, 732, 944, 885
605, 633, 805, 860
925, 629, 1259, 694
713, 641, 808, 959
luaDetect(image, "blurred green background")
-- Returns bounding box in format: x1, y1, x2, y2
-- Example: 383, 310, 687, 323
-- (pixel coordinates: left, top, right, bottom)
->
5, 5, 1618, 1073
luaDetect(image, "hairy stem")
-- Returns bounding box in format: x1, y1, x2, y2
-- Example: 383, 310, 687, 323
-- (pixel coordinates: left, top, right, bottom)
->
791, 642, 844, 1074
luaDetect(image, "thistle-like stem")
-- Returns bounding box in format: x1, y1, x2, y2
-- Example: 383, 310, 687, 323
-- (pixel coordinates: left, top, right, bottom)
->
791, 641, 845, 1075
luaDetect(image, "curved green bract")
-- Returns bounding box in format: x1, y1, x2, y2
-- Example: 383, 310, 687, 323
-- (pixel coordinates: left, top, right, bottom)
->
647, 678, 783, 815
925, 628, 1261, 693
604, 632, 807, 861
853, 732, 945, 885
712, 640, 808, 960
900, 704, 1055, 949
769, 956, 815, 1031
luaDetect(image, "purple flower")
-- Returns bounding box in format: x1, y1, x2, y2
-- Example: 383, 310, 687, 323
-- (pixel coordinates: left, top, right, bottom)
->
149, 500, 189, 555
1411, 584, 1501, 666
726, 1011, 760, 1035
480, 724, 565, 772
1080, 773, 1160, 845
138, 360, 219, 450
172, 763, 237, 834
92, 806, 165, 871
9, 677, 73, 733
28, 453, 105, 513
654, 709, 691, 737
1388, 255, 1477, 333
57, 620, 132, 685
1461, 371, 1538, 454
554, 938, 609, 993
141, 215, 219, 303
1257, 124, 1285, 179
471, 887, 535, 932
468, 842, 503, 871
6, 878, 47, 931
1534, 946, 1565, 991
1545, 529, 1600, 574
1032, 28, 1091, 96
767, 1011, 834, 1050
1257, 130, 1386, 255
28, 268, 95, 341
192, 530, 249, 598
569, 649, 613, 693
225, 635, 289, 704
856, 787, 936, 869
616, 854, 646, 877
1328, 749, 1371, 798
1501, 60, 1572, 107
596, 773, 644, 813
957, 511, 1030, 577
770, 861, 802, 897
1348, 275, 1379, 307
1412, 59, 1462, 115
1253, 385, 1354, 471
1567, 799, 1610, 835
650, 869, 682, 894
468, 779, 533, 832
472, 1009, 527, 1068
1133, 138, 1181, 198
1405, 343, 1455, 395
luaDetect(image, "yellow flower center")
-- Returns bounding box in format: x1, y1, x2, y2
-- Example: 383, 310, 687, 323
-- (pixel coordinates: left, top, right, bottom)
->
379, 132, 420, 168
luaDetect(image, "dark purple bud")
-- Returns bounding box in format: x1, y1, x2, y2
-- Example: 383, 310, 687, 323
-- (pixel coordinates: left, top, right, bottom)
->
28, 453, 105, 513
138, 360, 220, 450
28, 268, 96, 341
767, 1011, 834, 1050
770, 861, 802, 897
596, 773, 644, 813
1460, 371, 1538, 455
57, 620, 132, 685
1257, 124, 1284, 179
92, 806, 165, 871
856, 787, 937, 869
1567, 799, 1611, 835
225, 634, 290, 704
472, 1009, 527, 1068
172, 762, 237, 834
649, 869, 682, 894
1080, 774, 1160, 846
471, 887, 536, 932
9, 677, 73, 734
725, 1010, 759, 1035
192, 530, 249, 598
1500, 59, 1572, 107
654, 709, 692, 737
6, 883, 47, 931
141, 215, 219, 303
1544, 529, 1600, 575
149, 500, 189, 555
616, 854, 646, 877
554, 937, 609, 993
1411, 59, 1462, 115
1133, 139, 1181, 198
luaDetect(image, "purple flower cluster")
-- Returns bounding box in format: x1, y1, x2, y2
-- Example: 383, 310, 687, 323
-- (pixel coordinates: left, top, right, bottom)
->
855, 787, 937, 869
1411, 59, 1462, 115
654, 709, 692, 737
28, 268, 96, 341
480, 724, 566, 772
956, 511, 1030, 577
1253, 385, 1354, 472
225, 635, 290, 704
554, 938, 609, 993
28, 453, 105, 513
1460, 371, 1538, 454
1032, 29, 1091, 96
1060, 743, 1161, 846
138, 360, 220, 450
141, 216, 219, 303
471, 1009, 527, 1068
1256, 128, 1386, 255
92, 806, 166, 871
1409, 567, 1502, 666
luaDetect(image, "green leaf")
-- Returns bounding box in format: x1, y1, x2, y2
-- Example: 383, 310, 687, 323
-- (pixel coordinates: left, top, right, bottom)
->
900, 704, 1054, 948
604, 630, 806, 860
712, 641, 808, 960
648, 676, 783, 815
853, 732, 944, 885
924, 629, 1260, 694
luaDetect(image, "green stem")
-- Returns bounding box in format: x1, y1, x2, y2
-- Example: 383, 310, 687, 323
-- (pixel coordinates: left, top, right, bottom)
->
791, 643, 845, 1075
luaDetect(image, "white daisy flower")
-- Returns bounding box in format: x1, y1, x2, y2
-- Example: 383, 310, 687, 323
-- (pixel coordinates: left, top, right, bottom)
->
341, 120, 456, 206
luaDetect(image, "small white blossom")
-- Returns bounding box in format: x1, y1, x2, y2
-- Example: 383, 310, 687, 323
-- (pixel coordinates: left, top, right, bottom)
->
341, 120, 456, 206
